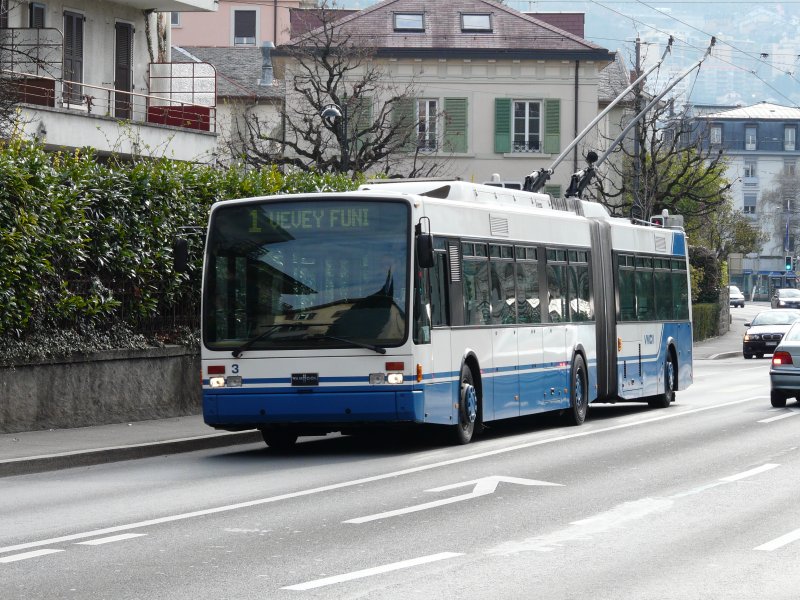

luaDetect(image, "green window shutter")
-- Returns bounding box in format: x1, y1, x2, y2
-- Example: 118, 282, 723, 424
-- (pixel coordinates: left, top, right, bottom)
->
350, 96, 373, 152
544, 184, 562, 198
544, 99, 561, 154
443, 97, 468, 153
494, 98, 511, 153
393, 97, 415, 152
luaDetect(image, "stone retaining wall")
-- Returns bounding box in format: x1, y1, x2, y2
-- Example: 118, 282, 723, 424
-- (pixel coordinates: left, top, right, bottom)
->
0, 346, 200, 434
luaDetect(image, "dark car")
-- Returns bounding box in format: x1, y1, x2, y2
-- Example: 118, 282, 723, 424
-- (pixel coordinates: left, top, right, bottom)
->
769, 321, 800, 407
743, 309, 800, 359
771, 288, 800, 309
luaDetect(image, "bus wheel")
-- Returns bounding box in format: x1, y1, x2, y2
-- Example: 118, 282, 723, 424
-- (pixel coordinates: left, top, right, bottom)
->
260, 428, 298, 450
649, 354, 676, 409
453, 365, 478, 444
565, 355, 588, 426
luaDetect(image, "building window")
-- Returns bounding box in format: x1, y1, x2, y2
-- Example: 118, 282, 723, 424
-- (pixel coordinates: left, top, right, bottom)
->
394, 12, 424, 31
743, 159, 757, 181
233, 9, 256, 45
170, 12, 180, 27
1, 0, 9, 29
785, 126, 796, 152
786, 160, 797, 177
417, 99, 438, 151
743, 194, 757, 215
710, 124, 722, 145
29, 2, 45, 28
461, 13, 491, 31
513, 100, 542, 153
745, 125, 757, 151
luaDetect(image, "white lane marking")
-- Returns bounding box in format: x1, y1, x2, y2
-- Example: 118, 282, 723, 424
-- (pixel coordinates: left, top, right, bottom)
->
755, 528, 800, 552
0, 549, 63, 563
0, 396, 762, 556
758, 409, 800, 423
719, 463, 779, 483
75, 533, 146, 546
345, 476, 562, 524
281, 552, 463, 591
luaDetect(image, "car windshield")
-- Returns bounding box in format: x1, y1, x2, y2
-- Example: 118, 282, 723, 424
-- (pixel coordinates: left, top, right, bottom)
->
751, 310, 800, 326
729, 286, 741, 294
778, 288, 800, 298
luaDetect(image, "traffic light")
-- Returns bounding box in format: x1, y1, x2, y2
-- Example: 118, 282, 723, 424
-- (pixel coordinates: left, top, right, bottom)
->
786, 256, 793, 271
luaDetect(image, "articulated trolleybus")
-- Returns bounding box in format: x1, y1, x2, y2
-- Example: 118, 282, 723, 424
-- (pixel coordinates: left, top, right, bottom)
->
200, 180, 693, 448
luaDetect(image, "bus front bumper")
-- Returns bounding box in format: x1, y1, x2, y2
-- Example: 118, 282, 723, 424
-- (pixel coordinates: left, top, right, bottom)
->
203, 389, 425, 428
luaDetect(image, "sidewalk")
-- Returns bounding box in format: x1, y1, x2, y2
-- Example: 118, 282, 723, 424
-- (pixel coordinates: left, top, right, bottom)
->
0, 415, 261, 477
1, 320, 746, 477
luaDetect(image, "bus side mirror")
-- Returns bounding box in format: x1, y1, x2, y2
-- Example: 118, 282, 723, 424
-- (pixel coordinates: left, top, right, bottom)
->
416, 233, 434, 269
174, 238, 189, 274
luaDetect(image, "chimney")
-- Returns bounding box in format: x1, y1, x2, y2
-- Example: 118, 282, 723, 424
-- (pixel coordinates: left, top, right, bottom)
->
260, 41, 276, 86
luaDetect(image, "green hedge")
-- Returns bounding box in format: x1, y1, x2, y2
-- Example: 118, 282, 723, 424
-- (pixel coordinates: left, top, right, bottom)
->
692, 302, 720, 342
0, 139, 359, 345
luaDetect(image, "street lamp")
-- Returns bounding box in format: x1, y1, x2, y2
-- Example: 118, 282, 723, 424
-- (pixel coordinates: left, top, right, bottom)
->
321, 103, 349, 173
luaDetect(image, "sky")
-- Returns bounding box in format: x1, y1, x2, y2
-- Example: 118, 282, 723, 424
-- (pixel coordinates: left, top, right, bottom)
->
338, 0, 800, 106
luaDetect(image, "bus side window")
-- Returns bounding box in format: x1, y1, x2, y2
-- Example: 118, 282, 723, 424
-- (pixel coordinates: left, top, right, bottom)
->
618, 268, 636, 321
430, 251, 450, 326
464, 260, 491, 326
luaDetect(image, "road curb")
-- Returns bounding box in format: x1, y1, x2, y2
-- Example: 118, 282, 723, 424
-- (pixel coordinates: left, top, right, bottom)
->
0, 430, 263, 478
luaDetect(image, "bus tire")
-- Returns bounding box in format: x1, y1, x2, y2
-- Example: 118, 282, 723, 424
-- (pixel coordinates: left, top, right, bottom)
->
649, 353, 676, 409
260, 428, 298, 450
453, 365, 478, 444
565, 354, 588, 426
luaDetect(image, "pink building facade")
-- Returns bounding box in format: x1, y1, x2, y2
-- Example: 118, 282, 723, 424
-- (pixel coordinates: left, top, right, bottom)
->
171, 0, 304, 47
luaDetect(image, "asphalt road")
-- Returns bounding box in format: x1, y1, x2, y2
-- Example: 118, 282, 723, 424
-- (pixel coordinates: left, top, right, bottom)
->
2, 341, 799, 599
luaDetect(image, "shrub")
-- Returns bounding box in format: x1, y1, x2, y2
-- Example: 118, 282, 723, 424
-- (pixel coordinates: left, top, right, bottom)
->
692, 302, 720, 342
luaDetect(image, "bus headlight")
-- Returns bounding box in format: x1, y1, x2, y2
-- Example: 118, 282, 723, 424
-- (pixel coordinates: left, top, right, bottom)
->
209, 376, 226, 388
386, 373, 404, 385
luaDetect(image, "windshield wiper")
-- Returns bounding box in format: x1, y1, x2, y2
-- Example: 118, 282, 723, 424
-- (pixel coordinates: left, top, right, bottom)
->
315, 334, 386, 355
232, 325, 283, 358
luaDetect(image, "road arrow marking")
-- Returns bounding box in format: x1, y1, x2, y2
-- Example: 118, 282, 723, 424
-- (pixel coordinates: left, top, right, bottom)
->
344, 476, 562, 524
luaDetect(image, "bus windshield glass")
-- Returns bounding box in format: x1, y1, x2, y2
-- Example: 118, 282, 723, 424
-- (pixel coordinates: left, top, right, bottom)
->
203, 199, 410, 351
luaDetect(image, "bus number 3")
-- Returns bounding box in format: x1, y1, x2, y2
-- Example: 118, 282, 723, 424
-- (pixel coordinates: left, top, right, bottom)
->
232, 364, 240, 374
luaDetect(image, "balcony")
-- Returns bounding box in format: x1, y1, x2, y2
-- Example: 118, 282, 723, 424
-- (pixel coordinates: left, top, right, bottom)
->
1, 28, 218, 162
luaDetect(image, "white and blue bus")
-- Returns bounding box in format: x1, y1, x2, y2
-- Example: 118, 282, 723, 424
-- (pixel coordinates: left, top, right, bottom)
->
200, 180, 693, 448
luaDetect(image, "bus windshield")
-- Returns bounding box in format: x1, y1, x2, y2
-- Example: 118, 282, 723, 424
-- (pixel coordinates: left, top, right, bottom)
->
203, 199, 410, 352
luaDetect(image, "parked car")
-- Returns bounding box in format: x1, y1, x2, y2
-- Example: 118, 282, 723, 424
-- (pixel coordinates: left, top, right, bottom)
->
742, 309, 800, 359
769, 321, 800, 406
771, 288, 800, 309
729, 285, 745, 307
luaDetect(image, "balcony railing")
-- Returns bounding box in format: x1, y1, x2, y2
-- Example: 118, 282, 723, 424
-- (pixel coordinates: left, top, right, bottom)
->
1, 26, 216, 133
2, 68, 217, 133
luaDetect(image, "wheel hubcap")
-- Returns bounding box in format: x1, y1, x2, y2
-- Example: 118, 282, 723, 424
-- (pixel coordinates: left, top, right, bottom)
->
575, 371, 585, 410
463, 383, 477, 424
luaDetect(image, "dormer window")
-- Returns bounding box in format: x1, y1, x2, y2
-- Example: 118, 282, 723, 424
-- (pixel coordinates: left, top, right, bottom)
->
394, 12, 424, 32
462, 13, 491, 32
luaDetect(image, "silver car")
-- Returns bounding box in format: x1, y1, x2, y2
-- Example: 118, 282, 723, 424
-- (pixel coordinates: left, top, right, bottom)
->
771, 288, 800, 309
769, 321, 800, 407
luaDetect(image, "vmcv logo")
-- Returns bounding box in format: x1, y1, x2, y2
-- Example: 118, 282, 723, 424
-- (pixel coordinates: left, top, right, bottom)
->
643, 334, 655, 345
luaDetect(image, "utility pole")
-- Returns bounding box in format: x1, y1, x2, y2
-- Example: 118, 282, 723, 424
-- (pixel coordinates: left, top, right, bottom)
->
633, 37, 642, 220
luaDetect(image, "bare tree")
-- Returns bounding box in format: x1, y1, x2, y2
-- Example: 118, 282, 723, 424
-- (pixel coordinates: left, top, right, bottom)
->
591, 100, 732, 233
233, 2, 446, 178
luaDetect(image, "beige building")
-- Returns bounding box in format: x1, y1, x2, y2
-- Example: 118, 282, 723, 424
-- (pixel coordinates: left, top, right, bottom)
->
272, 0, 615, 191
